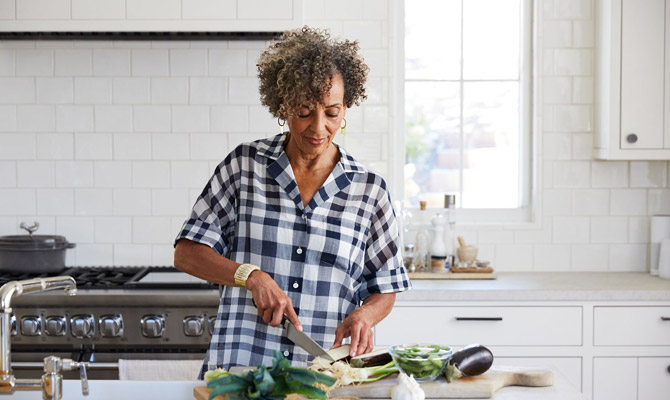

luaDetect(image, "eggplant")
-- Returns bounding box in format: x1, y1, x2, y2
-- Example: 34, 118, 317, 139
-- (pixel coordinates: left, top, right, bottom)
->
444, 344, 493, 382
326, 345, 393, 367
349, 348, 393, 368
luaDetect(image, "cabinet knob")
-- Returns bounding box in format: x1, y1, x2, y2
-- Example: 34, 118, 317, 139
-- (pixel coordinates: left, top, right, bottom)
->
626, 133, 638, 143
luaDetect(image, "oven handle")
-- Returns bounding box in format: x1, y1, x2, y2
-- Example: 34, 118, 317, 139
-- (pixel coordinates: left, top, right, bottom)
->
12, 361, 119, 370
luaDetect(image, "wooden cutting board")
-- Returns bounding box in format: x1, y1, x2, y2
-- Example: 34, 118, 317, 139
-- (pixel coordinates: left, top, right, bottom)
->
194, 367, 553, 399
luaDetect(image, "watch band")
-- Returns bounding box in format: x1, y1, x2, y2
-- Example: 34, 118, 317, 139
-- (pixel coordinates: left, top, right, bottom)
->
234, 263, 260, 288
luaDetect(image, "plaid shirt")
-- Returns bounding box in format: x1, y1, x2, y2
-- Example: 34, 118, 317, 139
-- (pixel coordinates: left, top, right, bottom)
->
175, 133, 410, 374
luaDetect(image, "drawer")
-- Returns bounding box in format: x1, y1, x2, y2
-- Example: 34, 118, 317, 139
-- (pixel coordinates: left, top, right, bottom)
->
594, 306, 670, 346
375, 306, 582, 346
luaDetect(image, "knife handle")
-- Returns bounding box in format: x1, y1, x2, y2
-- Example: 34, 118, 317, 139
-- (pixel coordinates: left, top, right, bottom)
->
252, 298, 290, 326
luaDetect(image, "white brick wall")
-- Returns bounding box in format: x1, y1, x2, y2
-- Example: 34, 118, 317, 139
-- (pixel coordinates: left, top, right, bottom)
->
0, 0, 668, 270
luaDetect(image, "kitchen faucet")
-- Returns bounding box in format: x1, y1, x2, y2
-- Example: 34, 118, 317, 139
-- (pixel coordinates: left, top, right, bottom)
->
0, 276, 89, 399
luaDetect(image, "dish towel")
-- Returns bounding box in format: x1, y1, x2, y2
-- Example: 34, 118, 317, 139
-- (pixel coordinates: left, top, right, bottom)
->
118, 359, 203, 381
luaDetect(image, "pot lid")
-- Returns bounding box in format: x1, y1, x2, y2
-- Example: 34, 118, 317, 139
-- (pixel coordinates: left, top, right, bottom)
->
0, 234, 71, 250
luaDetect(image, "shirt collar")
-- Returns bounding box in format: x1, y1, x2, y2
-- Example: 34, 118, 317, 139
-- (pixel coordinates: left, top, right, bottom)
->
256, 132, 366, 174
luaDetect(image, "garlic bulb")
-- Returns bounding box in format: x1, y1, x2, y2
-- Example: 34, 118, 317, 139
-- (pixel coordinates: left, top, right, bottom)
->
392, 372, 425, 400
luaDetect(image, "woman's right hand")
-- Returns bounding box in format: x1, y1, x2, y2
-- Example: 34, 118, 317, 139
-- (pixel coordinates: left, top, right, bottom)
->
246, 270, 303, 332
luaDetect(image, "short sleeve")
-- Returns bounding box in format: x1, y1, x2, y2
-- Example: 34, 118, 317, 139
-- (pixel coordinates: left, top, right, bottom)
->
357, 180, 411, 301
174, 148, 241, 256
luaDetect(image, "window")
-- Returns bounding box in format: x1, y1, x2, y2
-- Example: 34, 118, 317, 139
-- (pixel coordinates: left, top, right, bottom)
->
404, 0, 532, 210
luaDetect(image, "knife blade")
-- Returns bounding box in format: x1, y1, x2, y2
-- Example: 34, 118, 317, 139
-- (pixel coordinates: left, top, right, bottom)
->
283, 318, 335, 362
250, 299, 336, 362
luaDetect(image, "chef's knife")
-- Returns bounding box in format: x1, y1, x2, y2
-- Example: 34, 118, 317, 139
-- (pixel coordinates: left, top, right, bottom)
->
283, 318, 336, 362
250, 299, 336, 362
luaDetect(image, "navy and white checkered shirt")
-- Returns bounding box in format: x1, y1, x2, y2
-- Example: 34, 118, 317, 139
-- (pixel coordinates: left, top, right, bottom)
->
175, 132, 410, 375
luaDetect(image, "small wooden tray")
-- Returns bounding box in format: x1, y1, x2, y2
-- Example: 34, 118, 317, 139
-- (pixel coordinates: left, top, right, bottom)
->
409, 271, 496, 280
450, 265, 494, 273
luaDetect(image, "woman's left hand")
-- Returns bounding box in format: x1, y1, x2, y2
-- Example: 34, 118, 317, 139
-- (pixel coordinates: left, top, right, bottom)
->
331, 292, 397, 357
332, 306, 374, 357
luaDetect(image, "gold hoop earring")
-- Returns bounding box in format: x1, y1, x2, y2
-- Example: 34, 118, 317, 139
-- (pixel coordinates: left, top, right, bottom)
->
278, 117, 286, 134
340, 118, 347, 136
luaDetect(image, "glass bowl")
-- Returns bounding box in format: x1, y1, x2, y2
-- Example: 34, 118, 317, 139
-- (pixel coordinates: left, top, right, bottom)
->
389, 344, 453, 382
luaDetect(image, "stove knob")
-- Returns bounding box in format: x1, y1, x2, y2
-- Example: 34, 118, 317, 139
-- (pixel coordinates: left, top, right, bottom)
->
183, 316, 204, 337
45, 316, 67, 336
140, 315, 165, 338
99, 314, 124, 338
208, 316, 216, 336
20, 316, 42, 336
70, 315, 95, 338
10, 314, 16, 336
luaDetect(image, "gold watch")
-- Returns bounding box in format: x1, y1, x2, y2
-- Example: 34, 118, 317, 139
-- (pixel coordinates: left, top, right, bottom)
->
234, 263, 260, 288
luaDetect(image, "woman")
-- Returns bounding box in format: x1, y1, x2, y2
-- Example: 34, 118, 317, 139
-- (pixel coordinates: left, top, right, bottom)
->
174, 27, 410, 374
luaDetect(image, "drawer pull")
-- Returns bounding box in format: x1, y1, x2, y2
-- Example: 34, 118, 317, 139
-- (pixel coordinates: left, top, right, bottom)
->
455, 317, 503, 321
662, 317, 670, 321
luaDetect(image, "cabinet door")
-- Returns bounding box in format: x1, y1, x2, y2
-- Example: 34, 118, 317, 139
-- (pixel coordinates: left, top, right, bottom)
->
593, 357, 637, 400
638, 357, 670, 400
621, 0, 665, 149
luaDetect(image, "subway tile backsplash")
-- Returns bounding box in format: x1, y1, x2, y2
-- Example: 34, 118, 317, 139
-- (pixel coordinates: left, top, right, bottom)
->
0, 32, 380, 265
0, 0, 669, 271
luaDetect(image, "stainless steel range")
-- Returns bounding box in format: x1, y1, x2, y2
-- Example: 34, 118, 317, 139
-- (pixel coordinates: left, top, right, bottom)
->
5, 267, 219, 380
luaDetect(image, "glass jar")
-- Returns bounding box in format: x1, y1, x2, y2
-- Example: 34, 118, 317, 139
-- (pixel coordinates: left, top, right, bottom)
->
403, 244, 417, 273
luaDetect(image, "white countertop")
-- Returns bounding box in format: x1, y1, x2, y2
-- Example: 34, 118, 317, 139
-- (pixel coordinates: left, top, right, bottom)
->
6, 371, 585, 400
401, 272, 670, 301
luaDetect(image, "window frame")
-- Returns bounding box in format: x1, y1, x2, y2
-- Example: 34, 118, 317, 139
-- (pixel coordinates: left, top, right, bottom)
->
391, 0, 537, 224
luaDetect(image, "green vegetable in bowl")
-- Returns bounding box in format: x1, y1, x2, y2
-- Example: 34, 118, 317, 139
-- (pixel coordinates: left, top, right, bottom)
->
206, 351, 337, 400
389, 344, 452, 382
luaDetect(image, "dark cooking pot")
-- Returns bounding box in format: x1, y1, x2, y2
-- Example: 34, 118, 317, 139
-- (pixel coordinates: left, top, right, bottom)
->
0, 222, 76, 273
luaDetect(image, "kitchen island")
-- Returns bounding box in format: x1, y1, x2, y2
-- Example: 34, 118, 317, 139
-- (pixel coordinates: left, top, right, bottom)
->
6, 272, 668, 399
6, 369, 585, 399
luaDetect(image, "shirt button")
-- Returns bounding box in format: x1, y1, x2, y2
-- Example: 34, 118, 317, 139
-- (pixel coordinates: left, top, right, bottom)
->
302, 214, 306, 220
292, 281, 299, 289
296, 248, 303, 254
283, 350, 289, 357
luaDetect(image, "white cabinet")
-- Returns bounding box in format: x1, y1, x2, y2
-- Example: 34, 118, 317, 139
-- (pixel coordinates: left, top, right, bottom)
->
595, 0, 670, 159
376, 299, 670, 400
591, 306, 670, 400
0, 0, 303, 32
593, 357, 670, 400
